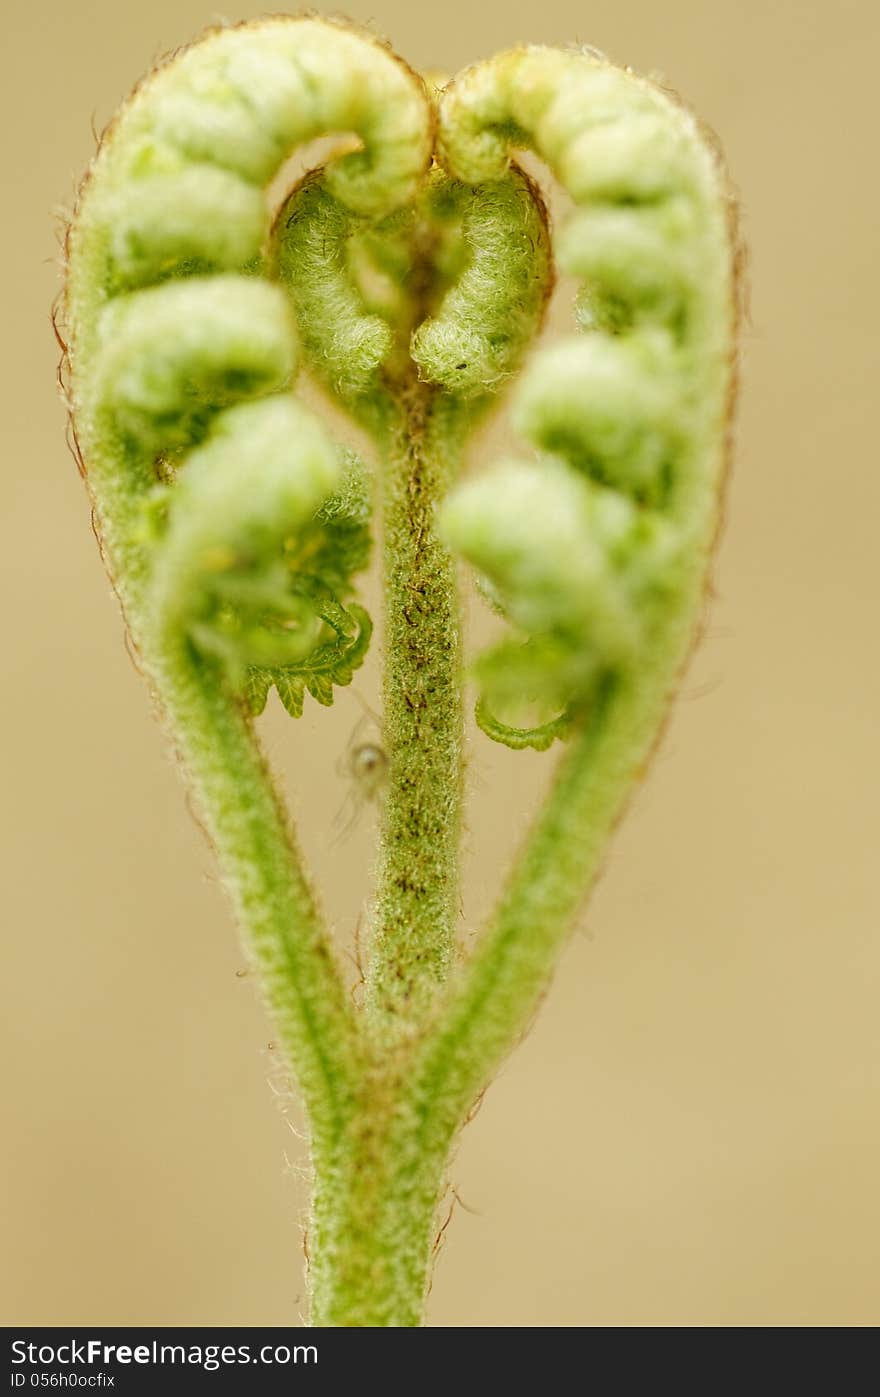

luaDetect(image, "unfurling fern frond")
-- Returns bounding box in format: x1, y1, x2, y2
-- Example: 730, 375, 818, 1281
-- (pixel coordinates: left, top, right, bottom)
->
62, 20, 738, 1328
439, 48, 734, 750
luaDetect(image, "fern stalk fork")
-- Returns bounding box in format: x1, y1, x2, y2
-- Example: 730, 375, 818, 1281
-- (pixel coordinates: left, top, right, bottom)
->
60, 16, 739, 1327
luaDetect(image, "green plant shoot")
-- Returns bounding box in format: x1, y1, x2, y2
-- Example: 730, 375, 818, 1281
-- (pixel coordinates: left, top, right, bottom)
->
61, 17, 739, 1326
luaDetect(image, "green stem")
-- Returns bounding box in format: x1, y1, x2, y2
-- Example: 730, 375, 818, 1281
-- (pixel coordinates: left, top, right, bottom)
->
368, 390, 465, 1038
308, 1067, 445, 1326
310, 673, 662, 1325
151, 639, 364, 1150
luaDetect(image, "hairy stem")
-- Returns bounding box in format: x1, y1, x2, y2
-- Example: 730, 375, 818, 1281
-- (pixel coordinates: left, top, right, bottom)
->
308, 1068, 445, 1326
368, 391, 465, 1038
151, 640, 364, 1149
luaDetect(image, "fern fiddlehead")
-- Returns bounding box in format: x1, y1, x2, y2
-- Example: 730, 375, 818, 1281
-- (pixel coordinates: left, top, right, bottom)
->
65, 11, 432, 1278
395, 48, 739, 1190
62, 21, 738, 1326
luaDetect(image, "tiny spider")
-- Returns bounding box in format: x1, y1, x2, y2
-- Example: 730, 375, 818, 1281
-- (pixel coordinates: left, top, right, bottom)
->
347, 739, 388, 800
333, 706, 388, 840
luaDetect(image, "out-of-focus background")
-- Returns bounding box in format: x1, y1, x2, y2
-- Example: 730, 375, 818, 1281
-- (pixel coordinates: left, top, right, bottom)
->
2, 0, 878, 1327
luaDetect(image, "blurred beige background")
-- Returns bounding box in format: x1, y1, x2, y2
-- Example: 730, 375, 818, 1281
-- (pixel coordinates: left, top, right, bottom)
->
2, 0, 878, 1327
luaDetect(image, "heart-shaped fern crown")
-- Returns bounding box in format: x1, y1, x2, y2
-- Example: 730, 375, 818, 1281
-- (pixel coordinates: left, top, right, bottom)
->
64, 17, 737, 751
60, 16, 740, 1327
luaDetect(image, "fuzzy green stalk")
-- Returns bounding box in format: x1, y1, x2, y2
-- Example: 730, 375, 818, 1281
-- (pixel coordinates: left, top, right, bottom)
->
156, 642, 365, 1143
369, 390, 465, 1038
307, 1061, 446, 1325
